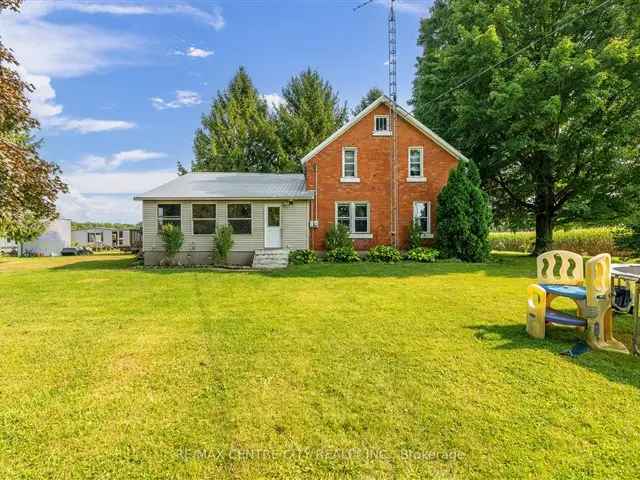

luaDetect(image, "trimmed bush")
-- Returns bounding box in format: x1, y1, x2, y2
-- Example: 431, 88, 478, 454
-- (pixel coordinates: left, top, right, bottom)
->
159, 224, 184, 264
367, 245, 402, 263
407, 220, 423, 250
490, 226, 631, 256
325, 223, 352, 250
325, 246, 360, 263
289, 249, 318, 265
406, 247, 439, 263
213, 224, 234, 264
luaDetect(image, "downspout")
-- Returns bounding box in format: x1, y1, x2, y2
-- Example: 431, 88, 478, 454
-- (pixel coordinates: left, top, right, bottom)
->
313, 162, 319, 250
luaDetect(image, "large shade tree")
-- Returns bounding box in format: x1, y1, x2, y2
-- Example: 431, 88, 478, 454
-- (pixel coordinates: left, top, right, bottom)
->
352, 87, 385, 116
193, 67, 292, 173
412, 0, 640, 253
275, 68, 348, 170
0, 0, 67, 241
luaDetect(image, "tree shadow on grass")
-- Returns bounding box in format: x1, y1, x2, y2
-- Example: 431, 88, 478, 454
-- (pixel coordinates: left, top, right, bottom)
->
52, 257, 137, 271
468, 321, 640, 390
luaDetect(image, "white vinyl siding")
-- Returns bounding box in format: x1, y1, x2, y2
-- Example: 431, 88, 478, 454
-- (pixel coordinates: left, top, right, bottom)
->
142, 200, 309, 253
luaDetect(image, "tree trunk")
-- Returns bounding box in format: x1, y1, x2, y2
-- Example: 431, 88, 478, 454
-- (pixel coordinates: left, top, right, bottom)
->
533, 155, 555, 255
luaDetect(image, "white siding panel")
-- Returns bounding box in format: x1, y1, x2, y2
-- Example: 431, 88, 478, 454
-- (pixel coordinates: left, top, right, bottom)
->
141, 199, 309, 252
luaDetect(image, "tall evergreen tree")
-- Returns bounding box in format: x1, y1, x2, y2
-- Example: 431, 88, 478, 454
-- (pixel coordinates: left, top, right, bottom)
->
352, 87, 384, 116
275, 68, 348, 170
436, 161, 491, 262
412, 0, 640, 253
193, 67, 292, 173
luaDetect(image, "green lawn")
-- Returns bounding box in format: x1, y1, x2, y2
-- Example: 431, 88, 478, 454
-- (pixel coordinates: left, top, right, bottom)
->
1, 254, 639, 479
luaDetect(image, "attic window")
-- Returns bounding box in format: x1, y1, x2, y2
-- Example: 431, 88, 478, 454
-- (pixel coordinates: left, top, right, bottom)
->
374, 115, 389, 133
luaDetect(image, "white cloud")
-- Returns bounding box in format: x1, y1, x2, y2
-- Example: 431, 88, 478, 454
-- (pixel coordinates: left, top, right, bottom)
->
262, 93, 286, 113
173, 46, 215, 58
64, 169, 177, 195
0, 5, 138, 132
58, 169, 178, 223
374, 0, 429, 16
20, 1, 225, 30
78, 149, 167, 172
151, 90, 202, 110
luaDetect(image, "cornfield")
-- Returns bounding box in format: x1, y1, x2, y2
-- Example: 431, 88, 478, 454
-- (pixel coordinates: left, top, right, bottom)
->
489, 227, 631, 256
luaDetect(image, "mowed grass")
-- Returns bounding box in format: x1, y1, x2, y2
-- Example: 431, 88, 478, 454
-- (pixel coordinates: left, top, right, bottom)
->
1, 254, 640, 479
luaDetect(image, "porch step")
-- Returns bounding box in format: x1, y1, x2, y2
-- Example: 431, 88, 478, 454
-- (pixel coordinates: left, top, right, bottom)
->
252, 248, 290, 269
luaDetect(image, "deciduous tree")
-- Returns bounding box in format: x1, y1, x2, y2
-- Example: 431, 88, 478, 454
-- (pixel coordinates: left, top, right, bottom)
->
352, 87, 384, 116
0, 0, 67, 241
412, 0, 640, 253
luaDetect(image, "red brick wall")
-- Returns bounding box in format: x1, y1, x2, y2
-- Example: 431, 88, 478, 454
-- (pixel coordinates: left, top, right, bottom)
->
305, 103, 460, 251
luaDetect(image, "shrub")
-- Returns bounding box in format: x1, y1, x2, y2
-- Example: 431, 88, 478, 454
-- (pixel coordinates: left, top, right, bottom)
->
436, 161, 491, 262
490, 226, 631, 256
289, 249, 318, 265
325, 246, 360, 263
159, 224, 184, 264
213, 224, 234, 264
325, 223, 352, 250
614, 216, 640, 257
406, 247, 439, 263
407, 220, 423, 250
367, 245, 402, 263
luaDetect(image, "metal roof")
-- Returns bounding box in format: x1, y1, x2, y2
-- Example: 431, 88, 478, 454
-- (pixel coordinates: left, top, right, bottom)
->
133, 172, 313, 201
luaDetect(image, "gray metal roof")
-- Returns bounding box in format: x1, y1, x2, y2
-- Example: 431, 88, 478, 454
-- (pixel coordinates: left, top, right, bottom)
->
133, 172, 313, 200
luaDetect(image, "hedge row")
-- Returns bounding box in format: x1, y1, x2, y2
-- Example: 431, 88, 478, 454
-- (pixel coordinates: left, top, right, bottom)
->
489, 226, 631, 256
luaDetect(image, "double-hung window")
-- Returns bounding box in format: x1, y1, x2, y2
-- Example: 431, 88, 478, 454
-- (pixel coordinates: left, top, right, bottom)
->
336, 202, 370, 235
374, 115, 390, 134
408, 147, 425, 180
413, 201, 431, 236
88, 232, 103, 243
341, 147, 358, 181
193, 204, 216, 235
227, 204, 252, 234
158, 204, 181, 232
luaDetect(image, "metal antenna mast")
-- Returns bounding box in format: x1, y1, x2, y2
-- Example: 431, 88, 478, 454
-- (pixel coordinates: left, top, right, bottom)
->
354, 0, 399, 247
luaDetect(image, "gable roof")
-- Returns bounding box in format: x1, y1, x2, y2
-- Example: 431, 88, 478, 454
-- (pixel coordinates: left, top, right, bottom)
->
299, 95, 469, 165
133, 172, 313, 201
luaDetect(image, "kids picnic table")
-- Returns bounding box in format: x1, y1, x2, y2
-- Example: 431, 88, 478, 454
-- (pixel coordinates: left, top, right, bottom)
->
611, 264, 640, 355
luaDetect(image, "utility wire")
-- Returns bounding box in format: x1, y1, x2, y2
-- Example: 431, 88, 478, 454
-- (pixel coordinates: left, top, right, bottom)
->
423, 0, 616, 108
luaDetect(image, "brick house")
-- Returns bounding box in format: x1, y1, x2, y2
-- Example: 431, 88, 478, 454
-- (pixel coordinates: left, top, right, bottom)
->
136, 95, 466, 266
302, 95, 467, 251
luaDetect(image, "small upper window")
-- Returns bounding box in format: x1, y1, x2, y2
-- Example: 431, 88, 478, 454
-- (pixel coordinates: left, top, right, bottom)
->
374, 115, 389, 133
193, 204, 216, 235
158, 204, 181, 232
228, 204, 252, 234
408, 147, 424, 177
342, 147, 357, 178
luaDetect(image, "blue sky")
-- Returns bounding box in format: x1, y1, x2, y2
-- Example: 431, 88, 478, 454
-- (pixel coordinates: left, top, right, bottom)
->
1, 0, 431, 223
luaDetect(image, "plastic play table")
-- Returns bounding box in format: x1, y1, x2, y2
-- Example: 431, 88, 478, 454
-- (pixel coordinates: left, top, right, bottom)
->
611, 264, 640, 355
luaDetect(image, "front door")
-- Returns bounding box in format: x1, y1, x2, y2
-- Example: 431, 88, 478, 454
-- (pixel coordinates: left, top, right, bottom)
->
264, 205, 282, 248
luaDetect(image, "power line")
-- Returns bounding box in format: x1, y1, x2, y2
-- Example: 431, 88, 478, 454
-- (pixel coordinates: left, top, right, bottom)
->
423, 0, 616, 108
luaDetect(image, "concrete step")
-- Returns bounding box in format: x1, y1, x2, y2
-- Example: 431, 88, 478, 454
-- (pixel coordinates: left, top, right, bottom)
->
252, 248, 290, 269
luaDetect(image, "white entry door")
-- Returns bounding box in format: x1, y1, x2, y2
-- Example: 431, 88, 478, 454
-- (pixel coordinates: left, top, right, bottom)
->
264, 205, 282, 248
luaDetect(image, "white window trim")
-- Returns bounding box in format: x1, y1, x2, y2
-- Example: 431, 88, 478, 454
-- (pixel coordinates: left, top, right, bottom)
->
157, 203, 182, 233
341, 147, 360, 182
335, 201, 372, 238
192, 202, 217, 235
407, 146, 426, 182
373, 115, 392, 136
227, 202, 253, 236
413, 201, 433, 238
